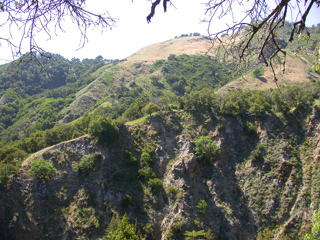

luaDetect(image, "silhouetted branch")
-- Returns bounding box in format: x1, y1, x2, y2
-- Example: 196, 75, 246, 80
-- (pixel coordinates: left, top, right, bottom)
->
0, 0, 116, 60
203, 0, 319, 80
147, 0, 171, 23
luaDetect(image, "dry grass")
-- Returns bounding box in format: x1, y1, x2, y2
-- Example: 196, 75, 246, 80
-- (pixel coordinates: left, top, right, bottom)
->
125, 36, 215, 64
218, 55, 319, 94
122, 35, 319, 92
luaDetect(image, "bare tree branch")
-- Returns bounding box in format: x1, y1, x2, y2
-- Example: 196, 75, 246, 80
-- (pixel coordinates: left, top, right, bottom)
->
146, 0, 318, 81
147, 0, 171, 23
0, 0, 116, 61
203, 0, 319, 80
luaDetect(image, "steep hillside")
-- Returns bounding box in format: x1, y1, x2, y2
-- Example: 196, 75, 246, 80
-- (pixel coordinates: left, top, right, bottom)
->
0, 30, 318, 138
126, 36, 214, 63
218, 55, 320, 93
0, 106, 319, 239
0, 24, 319, 240
58, 53, 234, 124
59, 32, 319, 123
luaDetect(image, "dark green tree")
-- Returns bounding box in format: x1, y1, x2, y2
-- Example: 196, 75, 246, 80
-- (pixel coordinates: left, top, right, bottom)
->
194, 136, 220, 164
148, 178, 163, 193
253, 68, 264, 78
141, 102, 160, 116
196, 199, 209, 214
27, 158, 57, 181
103, 214, 141, 240
138, 167, 157, 181
77, 153, 101, 173
88, 116, 119, 144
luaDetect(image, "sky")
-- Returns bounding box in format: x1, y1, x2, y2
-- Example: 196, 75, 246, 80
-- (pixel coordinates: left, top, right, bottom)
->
0, 0, 319, 63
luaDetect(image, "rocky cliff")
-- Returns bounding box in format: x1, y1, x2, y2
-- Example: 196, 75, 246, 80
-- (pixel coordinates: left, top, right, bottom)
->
1, 107, 319, 239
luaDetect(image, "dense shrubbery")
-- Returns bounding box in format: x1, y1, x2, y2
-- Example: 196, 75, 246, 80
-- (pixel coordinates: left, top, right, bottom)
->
180, 82, 317, 117
103, 214, 141, 240
243, 121, 257, 136
0, 48, 319, 194
88, 117, 119, 144
219, 89, 271, 116
194, 136, 220, 164
138, 167, 157, 181
0, 162, 19, 187
27, 158, 57, 181
196, 199, 209, 214
148, 178, 163, 193
141, 102, 160, 116
77, 153, 101, 173
124, 150, 138, 166
94, 87, 149, 121
0, 53, 105, 96
304, 210, 320, 240
159, 54, 233, 95
122, 98, 148, 121
140, 151, 154, 166
1, 80, 318, 187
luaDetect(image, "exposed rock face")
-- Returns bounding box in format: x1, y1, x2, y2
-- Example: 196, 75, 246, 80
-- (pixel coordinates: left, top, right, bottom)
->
0, 110, 319, 239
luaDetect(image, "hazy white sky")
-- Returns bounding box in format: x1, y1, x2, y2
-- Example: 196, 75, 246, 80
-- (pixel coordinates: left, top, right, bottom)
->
1, 0, 319, 63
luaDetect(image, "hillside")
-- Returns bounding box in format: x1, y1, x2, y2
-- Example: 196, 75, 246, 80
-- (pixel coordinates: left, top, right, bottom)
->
0, 29, 318, 138
0, 106, 320, 239
126, 36, 214, 62
0, 24, 320, 240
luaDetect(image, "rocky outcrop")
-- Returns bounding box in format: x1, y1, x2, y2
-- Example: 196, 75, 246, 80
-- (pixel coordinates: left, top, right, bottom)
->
1, 109, 319, 239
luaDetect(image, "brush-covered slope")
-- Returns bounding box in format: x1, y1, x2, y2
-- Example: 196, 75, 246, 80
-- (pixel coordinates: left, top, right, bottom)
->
0, 23, 319, 240
0, 25, 319, 141
0, 104, 319, 239
57, 53, 235, 124
60, 28, 320, 123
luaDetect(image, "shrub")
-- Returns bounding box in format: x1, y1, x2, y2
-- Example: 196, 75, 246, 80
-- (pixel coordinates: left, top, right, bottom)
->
196, 199, 209, 214
141, 102, 160, 116
150, 75, 160, 84
120, 194, 133, 209
247, 90, 271, 116
243, 121, 257, 135
77, 153, 101, 173
166, 217, 186, 239
148, 178, 163, 193
167, 186, 179, 198
140, 151, 154, 166
103, 214, 140, 240
88, 116, 119, 144
0, 163, 18, 187
249, 144, 265, 162
138, 167, 157, 181
303, 210, 320, 240
253, 68, 264, 78
124, 150, 138, 166
194, 136, 220, 164
185, 229, 214, 240
27, 158, 57, 181
184, 230, 206, 240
